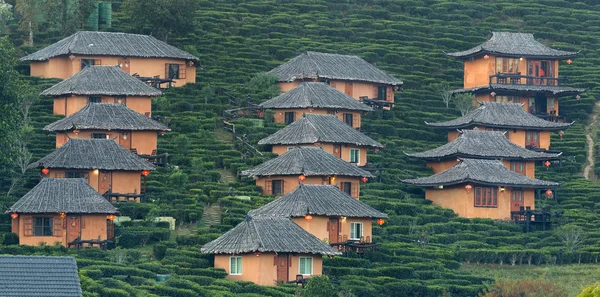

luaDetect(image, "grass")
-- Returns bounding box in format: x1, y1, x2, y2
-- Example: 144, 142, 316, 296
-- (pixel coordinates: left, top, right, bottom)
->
461, 263, 600, 296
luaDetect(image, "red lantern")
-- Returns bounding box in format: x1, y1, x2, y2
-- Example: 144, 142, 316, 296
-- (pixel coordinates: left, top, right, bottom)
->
465, 184, 472, 193
361, 176, 369, 184
567, 59, 573, 65
107, 214, 115, 221
255, 251, 261, 257
546, 189, 553, 196
142, 170, 150, 177
41, 168, 50, 175
374, 148, 380, 153
544, 161, 551, 169
10, 213, 18, 219
484, 55, 489, 59
59, 212, 66, 219
490, 92, 496, 97
305, 214, 313, 221
299, 175, 306, 182
377, 219, 385, 225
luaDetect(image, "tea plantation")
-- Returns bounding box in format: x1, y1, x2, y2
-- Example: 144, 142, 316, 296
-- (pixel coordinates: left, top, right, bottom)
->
2, 0, 600, 296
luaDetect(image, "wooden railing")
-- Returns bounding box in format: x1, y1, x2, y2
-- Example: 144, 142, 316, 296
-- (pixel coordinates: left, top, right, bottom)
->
489, 73, 568, 86
103, 192, 145, 203
510, 207, 553, 233
359, 96, 394, 109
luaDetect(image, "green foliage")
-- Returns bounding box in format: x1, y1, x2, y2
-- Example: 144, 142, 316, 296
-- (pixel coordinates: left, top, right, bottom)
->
479, 278, 568, 297
301, 275, 336, 297
579, 283, 600, 297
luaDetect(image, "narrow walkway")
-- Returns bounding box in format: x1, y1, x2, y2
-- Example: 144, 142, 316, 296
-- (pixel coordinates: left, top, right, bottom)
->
583, 101, 600, 180
201, 203, 222, 227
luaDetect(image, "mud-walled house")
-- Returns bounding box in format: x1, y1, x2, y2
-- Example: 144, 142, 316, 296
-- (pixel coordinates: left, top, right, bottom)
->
258, 114, 383, 166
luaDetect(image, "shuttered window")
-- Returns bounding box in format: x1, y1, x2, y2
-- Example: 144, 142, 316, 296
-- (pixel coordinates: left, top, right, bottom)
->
230, 256, 242, 275
33, 217, 53, 236
23, 216, 33, 236
299, 257, 313, 275
53, 217, 63, 237
166, 64, 185, 79
351, 182, 359, 198
474, 187, 498, 207
107, 220, 115, 239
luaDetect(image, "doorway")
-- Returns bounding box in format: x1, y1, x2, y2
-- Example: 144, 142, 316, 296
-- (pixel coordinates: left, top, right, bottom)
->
66, 215, 81, 245
99, 171, 112, 195
333, 145, 341, 158
328, 218, 340, 243
276, 254, 289, 283
535, 94, 547, 115
119, 132, 131, 150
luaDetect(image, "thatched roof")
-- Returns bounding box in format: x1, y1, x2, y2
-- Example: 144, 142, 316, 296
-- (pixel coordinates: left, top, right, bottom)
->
8, 178, 117, 214
41, 66, 162, 97
240, 147, 373, 178
250, 184, 387, 218
21, 31, 199, 62
259, 82, 372, 111
29, 139, 155, 171
258, 114, 383, 148
44, 103, 170, 132
406, 130, 561, 161
447, 32, 578, 59
426, 102, 572, 131
0, 256, 82, 297
268, 51, 402, 85
451, 84, 585, 97
201, 216, 341, 255
402, 158, 559, 188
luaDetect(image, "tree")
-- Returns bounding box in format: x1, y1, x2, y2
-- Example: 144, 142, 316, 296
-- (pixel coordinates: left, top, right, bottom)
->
0, 1, 13, 33
433, 82, 452, 108
578, 283, 600, 297
479, 278, 567, 297
44, 0, 96, 37
15, 0, 43, 45
555, 224, 587, 252
300, 275, 336, 297
454, 93, 476, 116
122, 0, 200, 41
246, 72, 281, 105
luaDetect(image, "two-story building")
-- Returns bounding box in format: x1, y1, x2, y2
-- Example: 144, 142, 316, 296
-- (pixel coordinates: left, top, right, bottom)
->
426, 102, 572, 150
259, 82, 372, 128
258, 114, 383, 166
267, 51, 402, 109
403, 158, 559, 220
447, 32, 584, 119
240, 147, 373, 198
407, 130, 561, 178
21, 31, 199, 86
41, 66, 162, 116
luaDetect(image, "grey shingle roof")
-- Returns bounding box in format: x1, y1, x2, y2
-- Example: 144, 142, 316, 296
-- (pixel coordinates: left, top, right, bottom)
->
201, 216, 341, 255
267, 51, 402, 85
240, 146, 373, 178
249, 184, 387, 219
426, 102, 572, 130
259, 82, 372, 111
8, 178, 118, 214
40, 66, 162, 96
29, 138, 155, 171
447, 32, 578, 59
21, 31, 199, 62
451, 84, 585, 96
0, 256, 82, 297
402, 158, 559, 188
44, 103, 170, 132
407, 130, 561, 160
258, 114, 383, 148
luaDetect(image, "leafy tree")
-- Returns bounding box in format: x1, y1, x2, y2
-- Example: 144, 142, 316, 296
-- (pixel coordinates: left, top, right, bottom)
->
555, 224, 587, 252
454, 93, 476, 116
122, 0, 199, 41
0, 1, 13, 33
579, 283, 600, 297
479, 278, 568, 297
15, 0, 43, 45
45, 0, 96, 37
246, 72, 281, 104
433, 82, 452, 108
300, 275, 336, 297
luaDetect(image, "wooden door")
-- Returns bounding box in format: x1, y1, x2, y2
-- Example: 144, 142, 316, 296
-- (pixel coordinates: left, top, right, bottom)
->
118, 59, 130, 73
328, 218, 339, 243
119, 132, 131, 150
511, 191, 524, 212
66, 215, 81, 245
276, 254, 289, 283
345, 82, 353, 97
528, 60, 541, 84
99, 171, 112, 195
333, 145, 342, 158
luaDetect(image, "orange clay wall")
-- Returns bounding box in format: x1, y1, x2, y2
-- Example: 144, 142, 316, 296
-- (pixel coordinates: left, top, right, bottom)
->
474, 94, 560, 116
292, 217, 374, 243
53, 95, 153, 116
425, 186, 535, 220
15, 214, 108, 247
447, 127, 551, 150
277, 80, 394, 103
463, 56, 496, 88
255, 175, 362, 198
57, 130, 158, 155
271, 144, 368, 166
500, 160, 536, 178
214, 253, 323, 286
271, 108, 362, 128
428, 160, 536, 178
44, 169, 141, 195
30, 56, 196, 86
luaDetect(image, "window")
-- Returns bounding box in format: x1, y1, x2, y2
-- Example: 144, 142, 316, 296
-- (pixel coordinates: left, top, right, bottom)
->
496, 57, 520, 74
284, 112, 295, 125
378, 86, 387, 101
350, 222, 363, 240
92, 133, 107, 139
512, 190, 524, 204
166, 64, 186, 79
350, 149, 360, 164
495, 96, 518, 103
66, 171, 85, 179
474, 187, 498, 207
299, 257, 313, 275
33, 217, 53, 236
81, 59, 97, 70
344, 113, 353, 126
114, 96, 126, 104
526, 131, 540, 148
272, 180, 283, 195
510, 161, 526, 175
229, 256, 242, 275
342, 182, 352, 196
88, 96, 101, 103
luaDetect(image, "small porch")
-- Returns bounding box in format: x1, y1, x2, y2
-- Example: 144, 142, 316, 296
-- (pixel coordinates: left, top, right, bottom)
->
130, 148, 168, 167
510, 206, 553, 233
359, 96, 394, 109
67, 236, 115, 250
134, 74, 174, 89
330, 236, 381, 256
103, 191, 145, 203
490, 73, 568, 87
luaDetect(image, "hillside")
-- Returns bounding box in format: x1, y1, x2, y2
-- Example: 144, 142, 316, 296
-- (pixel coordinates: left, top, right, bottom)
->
2, 0, 600, 296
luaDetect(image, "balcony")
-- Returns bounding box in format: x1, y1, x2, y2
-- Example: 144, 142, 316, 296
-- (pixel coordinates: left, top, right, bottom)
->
359, 96, 394, 109
330, 235, 381, 256
489, 73, 568, 86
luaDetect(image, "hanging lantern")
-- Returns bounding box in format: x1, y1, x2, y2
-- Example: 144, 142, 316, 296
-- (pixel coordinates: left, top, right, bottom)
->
546, 189, 553, 196
41, 168, 50, 175
567, 59, 573, 65
499, 187, 505, 192
142, 170, 150, 177
73, 129, 80, 134
59, 212, 67, 219
361, 176, 369, 184
254, 251, 261, 257
483, 55, 489, 59
544, 161, 551, 169
374, 148, 380, 153
519, 57, 523, 61
299, 175, 306, 182
465, 184, 472, 193
304, 214, 313, 221
69, 54, 75, 60
377, 219, 385, 225
576, 95, 581, 100
160, 131, 166, 136
559, 130, 565, 139
107, 214, 115, 221
10, 213, 18, 219
490, 91, 496, 97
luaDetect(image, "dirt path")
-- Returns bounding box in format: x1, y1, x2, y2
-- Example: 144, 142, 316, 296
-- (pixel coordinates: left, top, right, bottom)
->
583, 101, 600, 180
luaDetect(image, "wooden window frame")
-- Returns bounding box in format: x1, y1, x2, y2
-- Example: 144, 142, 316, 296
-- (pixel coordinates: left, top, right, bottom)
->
284, 112, 295, 125
496, 57, 519, 74
298, 257, 313, 276
271, 180, 284, 195
229, 256, 242, 275
510, 161, 526, 175
474, 187, 498, 208
350, 222, 363, 240
92, 133, 107, 139
512, 190, 524, 204
341, 182, 352, 196
344, 113, 353, 126
526, 131, 540, 148
166, 63, 182, 79
33, 216, 53, 237
349, 148, 360, 164
88, 96, 101, 103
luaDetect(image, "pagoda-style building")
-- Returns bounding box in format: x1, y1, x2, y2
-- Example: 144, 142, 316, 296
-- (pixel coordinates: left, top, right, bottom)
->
426, 102, 571, 150
267, 51, 402, 109
258, 114, 383, 166
407, 130, 561, 178
201, 216, 340, 286
7, 178, 118, 247
259, 82, 372, 127
21, 31, 199, 87
41, 66, 162, 116
29, 139, 155, 202
447, 32, 584, 119
250, 185, 387, 245
403, 159, 559, 220
44, 103, 170, 155
240, 147, 372, 198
